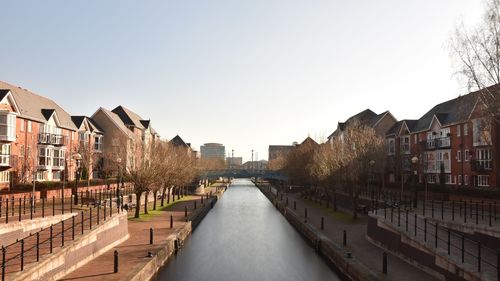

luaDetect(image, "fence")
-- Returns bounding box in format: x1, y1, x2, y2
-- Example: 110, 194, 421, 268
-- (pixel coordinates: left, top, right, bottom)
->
0, 195, 124, 280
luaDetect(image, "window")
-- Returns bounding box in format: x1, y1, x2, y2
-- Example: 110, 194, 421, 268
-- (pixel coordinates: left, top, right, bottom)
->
414, 135, 417, 145
36, 171, 45, 181
27, 121, 32, 133
52, 149, 65, 167
20, 119, 25, 132
400, 136, 410, 154
465, 175, 469, 185
38, 147, 52, 166
0, 112, 16, 141
458, 175, 462, 185
387, 138, 395, 155
0, 171, 10, 183
476, 148, 492, 170
52, 171, 61, 180
477, 175, 490, 187
457, 125, 461, 137
445, 175, 453, 184
457, 150, 462, 162
464, 123, 468, 136
0, 144, 11, 165
465, 149, 469, 162
94, 136, 103, 151
427, 174, 437, 184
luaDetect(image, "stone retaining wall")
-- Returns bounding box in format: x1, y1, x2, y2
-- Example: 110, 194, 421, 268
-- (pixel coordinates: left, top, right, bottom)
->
0, 213, 76, 247
8, 211, 129, 281
366, 215, 482, 281
258, 186, 380, 281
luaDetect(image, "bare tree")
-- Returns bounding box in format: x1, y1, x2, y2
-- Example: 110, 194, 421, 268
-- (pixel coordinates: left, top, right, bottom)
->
450, 0, 500, 185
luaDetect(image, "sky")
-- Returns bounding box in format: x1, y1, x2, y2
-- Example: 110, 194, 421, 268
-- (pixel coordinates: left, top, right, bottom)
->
0, 0, 485, 162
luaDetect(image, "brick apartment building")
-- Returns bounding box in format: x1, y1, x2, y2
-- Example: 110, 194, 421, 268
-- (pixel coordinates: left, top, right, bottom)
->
385, 88, 498, 188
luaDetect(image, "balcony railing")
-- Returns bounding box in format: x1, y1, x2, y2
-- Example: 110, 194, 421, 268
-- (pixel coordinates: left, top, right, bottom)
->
38, 133, 67, 146
471, 160, 493, 172
422, 137, 451, 150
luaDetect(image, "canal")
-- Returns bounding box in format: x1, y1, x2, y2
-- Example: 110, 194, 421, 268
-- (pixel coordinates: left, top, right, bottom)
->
156, 179, 341, 281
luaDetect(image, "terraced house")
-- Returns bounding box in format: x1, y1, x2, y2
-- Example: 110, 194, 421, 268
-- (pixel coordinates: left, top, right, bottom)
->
385, 87, 499, 188
0, 81, 79, 191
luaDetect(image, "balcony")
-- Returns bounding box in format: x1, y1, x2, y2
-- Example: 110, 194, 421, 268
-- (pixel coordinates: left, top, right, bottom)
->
422, 137, 451, 150
38, 133, 67, 146
471, 160, 493, 172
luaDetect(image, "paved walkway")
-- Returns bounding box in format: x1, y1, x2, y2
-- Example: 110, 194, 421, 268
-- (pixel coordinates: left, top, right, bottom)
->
58, 194, 217, 281
273, 189, 438, 281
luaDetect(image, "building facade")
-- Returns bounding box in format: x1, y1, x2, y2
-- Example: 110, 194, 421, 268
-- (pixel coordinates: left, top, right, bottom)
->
200, 143, 225, 161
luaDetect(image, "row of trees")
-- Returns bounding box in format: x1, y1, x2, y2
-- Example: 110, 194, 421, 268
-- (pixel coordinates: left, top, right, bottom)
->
125, 141, 198, 218
280, 122, 385, 219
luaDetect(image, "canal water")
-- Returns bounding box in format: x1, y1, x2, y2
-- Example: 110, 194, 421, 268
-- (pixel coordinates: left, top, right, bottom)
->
156, 179, 341, 281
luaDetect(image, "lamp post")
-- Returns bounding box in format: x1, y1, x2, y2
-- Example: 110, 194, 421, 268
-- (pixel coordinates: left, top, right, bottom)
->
369, 160, 375, 200
411, 156, 419, 208
73, 153, 82, 205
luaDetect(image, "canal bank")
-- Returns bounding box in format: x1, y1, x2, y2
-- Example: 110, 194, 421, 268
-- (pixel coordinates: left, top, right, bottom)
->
256, 184, 379, 281
58, 191, 224, 281
156, 179, 341, 281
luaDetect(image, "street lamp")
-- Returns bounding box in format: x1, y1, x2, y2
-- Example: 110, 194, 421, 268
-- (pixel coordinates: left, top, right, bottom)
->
369, 160, 375, 200
411, 156, 419, 208
73, 153, 82, 205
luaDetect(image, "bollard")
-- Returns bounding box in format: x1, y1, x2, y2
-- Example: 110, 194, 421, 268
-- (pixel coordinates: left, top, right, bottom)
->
478, 243, 481, 272
150, 228, 154, 244
1, 246, 4, 281
194, 201, 197, 209
72, 216, 75, 240
184, 206, 188, 218
452, 201, 455, 221
81, 211, 84, 235
447, 228, 450, 255
170, 215, 173, 228
286, 197, 289, 206
382, 252, 388, 274
52, 196, 55, 216
476, 202, 479, 225
90, 208, 93, 229
464, 201, 467, 223
18, 198, 21, 222
424, 218, 427, 242
36, 232, 40, 262
343, 230, 347, 246
461, 235, 465, 263
20, 239, 24, 271
321, 217, 324, 230
5, 199, 7, 224
62, 221, 65, 247
414, 213, 417, 236
114, 250, 119, 273
50, 225, 53, 253
435, 222, 438, 248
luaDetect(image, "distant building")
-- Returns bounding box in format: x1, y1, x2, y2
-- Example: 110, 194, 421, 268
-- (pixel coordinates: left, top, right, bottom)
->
226, 157, 242, 168
242, 160, 268, 170
268, 145, 294, 162
200, 143, 225, 161
169, 135, 198, 158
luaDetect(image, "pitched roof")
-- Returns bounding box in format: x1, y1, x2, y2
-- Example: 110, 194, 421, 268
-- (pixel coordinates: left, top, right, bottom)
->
386, 119, 418, 136
412, 91, 480, 132
169, 135, 190, 148
112, 105, 145, 129
328, 108, 393, 140
71, 116, 103, 133
300, 136, 319, 146
0, 81, 77, 130
92, 107, 135, 138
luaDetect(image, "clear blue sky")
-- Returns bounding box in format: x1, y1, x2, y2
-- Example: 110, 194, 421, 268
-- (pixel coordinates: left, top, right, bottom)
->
0, 1, 483, 161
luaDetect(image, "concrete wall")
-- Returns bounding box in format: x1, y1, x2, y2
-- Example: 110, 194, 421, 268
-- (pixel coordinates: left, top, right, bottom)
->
0, 213, 76, 247
366, 216, 483, 281
8, 211, 129, 281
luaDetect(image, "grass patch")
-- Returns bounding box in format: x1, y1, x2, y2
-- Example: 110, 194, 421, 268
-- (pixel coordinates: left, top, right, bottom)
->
128, 195, 195, 222
302, 198, 365, 224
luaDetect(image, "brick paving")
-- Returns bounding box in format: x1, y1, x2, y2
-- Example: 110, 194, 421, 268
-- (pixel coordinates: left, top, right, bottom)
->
58, 194, 216, 281
270, 188, 438, 281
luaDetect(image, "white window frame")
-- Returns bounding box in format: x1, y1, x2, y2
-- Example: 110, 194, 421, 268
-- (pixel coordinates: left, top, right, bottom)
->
457, 124, 461, 137
465, 149, 470, 162
457, 150, 462, 162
